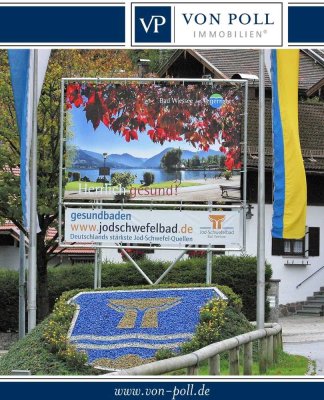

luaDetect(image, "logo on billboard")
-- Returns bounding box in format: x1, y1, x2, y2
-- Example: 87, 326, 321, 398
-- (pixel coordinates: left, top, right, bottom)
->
209, 93, 224, 109
209, 215, 225, 229
135, 6, 171, 42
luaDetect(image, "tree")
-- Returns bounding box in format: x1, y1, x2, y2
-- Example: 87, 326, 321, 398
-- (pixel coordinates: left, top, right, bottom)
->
127, 50, 175, 74
0, 50, 135, 320
111, 172, 136, 188
142, 172, 155, 186
160, 149, 182, 172
191, 155, 201, 168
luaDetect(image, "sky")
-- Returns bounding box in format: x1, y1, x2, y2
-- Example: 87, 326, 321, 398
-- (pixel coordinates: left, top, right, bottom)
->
68, 107, 220, 158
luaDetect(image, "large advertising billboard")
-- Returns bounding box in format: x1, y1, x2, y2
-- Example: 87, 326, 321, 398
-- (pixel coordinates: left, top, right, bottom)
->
63, 80, 244, 203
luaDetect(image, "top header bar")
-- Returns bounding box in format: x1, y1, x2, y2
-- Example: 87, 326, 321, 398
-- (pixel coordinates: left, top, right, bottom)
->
0, 1, 323, 47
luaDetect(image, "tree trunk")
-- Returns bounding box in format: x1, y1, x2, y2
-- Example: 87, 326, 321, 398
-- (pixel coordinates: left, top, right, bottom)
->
36, 232, 49, 321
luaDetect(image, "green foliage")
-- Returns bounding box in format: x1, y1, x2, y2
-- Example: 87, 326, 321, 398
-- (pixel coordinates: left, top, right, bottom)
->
111, 172, 136, 187
155, 348, 176, 361
183, 298, 228, 351
126, 49, 175, 73
179, 289, 252, 356
216, 285, 242, 311
71, 172, 81, 181
0, 270, 19, 332
211, 255, 272, 321
0, 323, 93, 375
160, 148, 182, 171
42, 293, 87, 369
142, 172, 155, 185
224, 170, 232, 180
0, 256, 272, 331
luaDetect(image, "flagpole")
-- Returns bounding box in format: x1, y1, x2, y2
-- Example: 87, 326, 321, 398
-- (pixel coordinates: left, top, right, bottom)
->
19, 230, 26, 338
28, 49, 38, 332
257, 49, 266, 329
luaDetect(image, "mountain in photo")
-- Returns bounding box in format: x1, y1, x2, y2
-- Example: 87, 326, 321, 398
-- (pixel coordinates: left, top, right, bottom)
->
72, 148, 222, 169
143, 148, 222, 168
72, 150, 145, 168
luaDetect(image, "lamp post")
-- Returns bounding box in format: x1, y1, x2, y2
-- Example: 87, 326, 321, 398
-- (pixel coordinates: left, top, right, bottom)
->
103, 152, 108, 183
178, 147, 182, 184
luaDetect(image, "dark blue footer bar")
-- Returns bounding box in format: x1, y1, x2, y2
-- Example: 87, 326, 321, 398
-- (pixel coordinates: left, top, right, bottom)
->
0, 381, 323, 400
0, 6, 125, 43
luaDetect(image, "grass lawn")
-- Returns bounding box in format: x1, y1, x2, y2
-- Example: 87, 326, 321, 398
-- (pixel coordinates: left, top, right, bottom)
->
65, 180, 202, 191
170, 350, 311, 376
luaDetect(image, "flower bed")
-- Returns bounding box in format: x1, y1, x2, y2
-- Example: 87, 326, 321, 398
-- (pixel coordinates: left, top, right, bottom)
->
68, 287, 225, 369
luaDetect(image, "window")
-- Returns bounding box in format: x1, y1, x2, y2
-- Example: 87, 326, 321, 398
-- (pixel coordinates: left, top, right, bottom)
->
0, 234, 15, 246
272, 227, 320, 257
283, 239, 305, 256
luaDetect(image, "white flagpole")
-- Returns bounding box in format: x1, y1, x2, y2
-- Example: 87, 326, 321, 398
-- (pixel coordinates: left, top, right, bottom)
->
28, 49, 38, 332
19, 230, 26, 338
257, 49, 266, 329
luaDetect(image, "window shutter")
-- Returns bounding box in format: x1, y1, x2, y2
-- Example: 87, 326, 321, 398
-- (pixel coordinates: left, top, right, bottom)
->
272, 237, 284, 256
308, 227, 320, 257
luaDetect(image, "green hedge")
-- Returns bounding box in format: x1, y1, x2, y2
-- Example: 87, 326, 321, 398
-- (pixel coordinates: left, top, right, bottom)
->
0, 256, 272, 332
0, 270, 19, 332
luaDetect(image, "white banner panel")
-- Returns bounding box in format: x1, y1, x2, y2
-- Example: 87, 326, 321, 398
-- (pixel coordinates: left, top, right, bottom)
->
64, 208, 241, 246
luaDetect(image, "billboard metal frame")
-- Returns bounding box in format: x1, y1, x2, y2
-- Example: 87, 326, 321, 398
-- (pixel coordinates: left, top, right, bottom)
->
59, 77, 248, 253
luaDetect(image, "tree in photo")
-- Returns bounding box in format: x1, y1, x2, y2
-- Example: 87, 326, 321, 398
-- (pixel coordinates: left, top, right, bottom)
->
160, 148, 182, 172
142, 172, 155, 186
111, 172, 136, 188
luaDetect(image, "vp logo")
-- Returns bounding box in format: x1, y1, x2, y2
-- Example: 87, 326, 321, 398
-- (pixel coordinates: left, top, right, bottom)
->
140, 15, 166, 34
134, 6, 171, 43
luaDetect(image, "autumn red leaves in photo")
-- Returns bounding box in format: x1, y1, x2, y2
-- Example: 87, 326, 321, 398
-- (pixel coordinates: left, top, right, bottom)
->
66, 82, 243, 171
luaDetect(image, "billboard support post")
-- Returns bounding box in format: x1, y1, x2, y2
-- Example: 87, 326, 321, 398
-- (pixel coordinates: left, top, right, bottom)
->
119, 246, 153, 285
94, 248, 98, 289
206, 201, 213, 285
154, 247, 191, 285
257, 50, 266, 330
243, 80, 249, 252
98, 245, 102, 288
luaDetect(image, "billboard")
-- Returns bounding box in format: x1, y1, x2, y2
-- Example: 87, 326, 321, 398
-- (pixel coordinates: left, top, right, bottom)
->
63, 80, 244, 203
64, 208, 241, 247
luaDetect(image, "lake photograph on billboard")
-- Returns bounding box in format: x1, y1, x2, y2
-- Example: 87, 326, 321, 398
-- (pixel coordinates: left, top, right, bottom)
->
64, 80, 244, 202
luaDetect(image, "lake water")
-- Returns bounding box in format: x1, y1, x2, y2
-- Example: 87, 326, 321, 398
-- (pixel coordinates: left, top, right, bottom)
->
67, 168, 222, 184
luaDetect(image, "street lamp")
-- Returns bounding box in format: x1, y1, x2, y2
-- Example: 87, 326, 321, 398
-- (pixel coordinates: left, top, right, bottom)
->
103, 152, 108, 183
177, 147, 182, 184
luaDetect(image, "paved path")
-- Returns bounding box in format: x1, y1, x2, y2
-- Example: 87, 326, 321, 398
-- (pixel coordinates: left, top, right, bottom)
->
65, 175, 241, 202
280, 316, 324, 375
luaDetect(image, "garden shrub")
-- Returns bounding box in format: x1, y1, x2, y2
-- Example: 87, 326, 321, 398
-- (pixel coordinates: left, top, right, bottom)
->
0, 270, 19, 332
72, 172, 80, 181
0, 256, 272, 332
142, 172, 155, 185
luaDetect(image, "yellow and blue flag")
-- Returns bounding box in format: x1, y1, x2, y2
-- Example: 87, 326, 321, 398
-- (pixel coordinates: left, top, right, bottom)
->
266, 49, 307, 239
